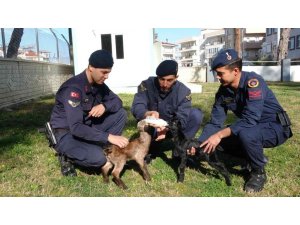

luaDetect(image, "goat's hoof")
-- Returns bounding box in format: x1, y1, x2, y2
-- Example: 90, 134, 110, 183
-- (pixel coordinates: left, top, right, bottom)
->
226, 179, 232, 186
112, 177, 128, 190
103, 178, 109, 183
120, 185, 128, 190
177, 175, 185, 183
145, 180, 151, 185
144, 177, 151, 182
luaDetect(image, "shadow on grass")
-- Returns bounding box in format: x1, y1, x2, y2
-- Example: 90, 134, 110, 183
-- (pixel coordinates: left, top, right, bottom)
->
0, 97, 55, 155
142, 139, 251, 185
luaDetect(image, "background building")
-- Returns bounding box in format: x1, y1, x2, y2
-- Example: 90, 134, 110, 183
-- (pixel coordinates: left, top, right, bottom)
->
177, 36, 200, 67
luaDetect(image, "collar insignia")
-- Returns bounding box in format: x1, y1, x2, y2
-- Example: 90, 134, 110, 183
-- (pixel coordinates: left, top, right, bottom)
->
186, 94, 192, 101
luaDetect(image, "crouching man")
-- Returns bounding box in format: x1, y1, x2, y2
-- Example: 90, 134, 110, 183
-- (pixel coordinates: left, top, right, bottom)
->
49, 49, 128, 176
131, 60, 203, 162
196, 49, 293, 193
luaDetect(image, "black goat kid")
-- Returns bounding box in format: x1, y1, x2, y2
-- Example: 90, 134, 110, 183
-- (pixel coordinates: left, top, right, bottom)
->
168, 120, 232, 186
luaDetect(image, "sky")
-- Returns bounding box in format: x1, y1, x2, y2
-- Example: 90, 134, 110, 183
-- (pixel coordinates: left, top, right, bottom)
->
154, 28, 201, 44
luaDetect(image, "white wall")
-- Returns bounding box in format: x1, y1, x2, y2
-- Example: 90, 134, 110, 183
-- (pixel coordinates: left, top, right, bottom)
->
291, 65, 300, 82
243, 65, 281, 81
243, 65, 300, 82
72, 28, 155, 92
178, 66, 206, 83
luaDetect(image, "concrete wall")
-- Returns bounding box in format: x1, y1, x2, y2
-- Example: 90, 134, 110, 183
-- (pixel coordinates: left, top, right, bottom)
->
177, 65, 300, 83
243, 65, 281, 81
177, 66, 207, 83
243, 65, 300, 82
0, 59, 73, 109
290, 65, 300, 82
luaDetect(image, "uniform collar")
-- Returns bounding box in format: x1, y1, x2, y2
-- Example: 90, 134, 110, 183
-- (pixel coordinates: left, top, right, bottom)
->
82, 71, 93, 94
238, 71, 246, 88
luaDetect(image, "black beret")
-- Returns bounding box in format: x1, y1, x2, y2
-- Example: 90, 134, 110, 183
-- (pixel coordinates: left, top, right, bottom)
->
156, 60, 178, 77
89, 49, 114, 69
211, 48, 240, 70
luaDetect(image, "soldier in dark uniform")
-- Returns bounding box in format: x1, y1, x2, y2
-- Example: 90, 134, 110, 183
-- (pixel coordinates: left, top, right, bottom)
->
195, 49, 293, 193
50, 49, 129, 176
131, 60, 203, 161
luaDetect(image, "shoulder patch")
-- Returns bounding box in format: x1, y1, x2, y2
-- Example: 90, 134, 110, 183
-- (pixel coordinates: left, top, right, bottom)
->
186, 94, 192, 101
248, 78, 259, 88
70, 91, 80, 98
68, 100, 80, 107
248, 90, 262, 100
138, 82, 147, 92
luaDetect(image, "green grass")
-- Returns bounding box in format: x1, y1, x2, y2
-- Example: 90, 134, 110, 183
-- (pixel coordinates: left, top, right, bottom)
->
0, 82, 299, 197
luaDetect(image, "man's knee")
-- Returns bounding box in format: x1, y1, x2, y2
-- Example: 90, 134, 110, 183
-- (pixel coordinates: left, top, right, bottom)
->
238, 128, 261, 145
77, 153, 107, 168
114, 108, 127, 127
189, 108, 203, 130
189, 108, 203, 129
117, 108, 127, 120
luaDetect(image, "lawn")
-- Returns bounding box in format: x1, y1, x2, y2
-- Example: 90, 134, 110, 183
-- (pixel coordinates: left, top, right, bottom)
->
0, 82, 299, 197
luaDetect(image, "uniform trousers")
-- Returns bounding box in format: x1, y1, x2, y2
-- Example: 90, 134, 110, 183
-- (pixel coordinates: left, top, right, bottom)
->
202, 122, 291, 169
54, 108, 127, 168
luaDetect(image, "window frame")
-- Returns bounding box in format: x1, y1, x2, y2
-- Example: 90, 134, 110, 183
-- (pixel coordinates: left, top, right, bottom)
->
296, 35, 300, 49
288, 36, 295, 50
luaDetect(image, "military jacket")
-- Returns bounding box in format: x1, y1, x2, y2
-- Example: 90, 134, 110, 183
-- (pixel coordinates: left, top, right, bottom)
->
131, 76, 192, 129
50, 71, 123, 143
201, 71, 285, 139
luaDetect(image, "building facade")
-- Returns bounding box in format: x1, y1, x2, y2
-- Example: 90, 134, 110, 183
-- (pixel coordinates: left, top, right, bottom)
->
200, 29, 225, 66
261, 28, 300, 61
177, 36, 200, 67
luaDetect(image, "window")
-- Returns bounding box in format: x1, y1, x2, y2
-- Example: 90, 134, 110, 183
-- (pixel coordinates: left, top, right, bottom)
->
288, 36, 295, 50
266, 28, 277, 35
115, 35, 124, 59
101, 34, 112, 53
296, 35, 300, 49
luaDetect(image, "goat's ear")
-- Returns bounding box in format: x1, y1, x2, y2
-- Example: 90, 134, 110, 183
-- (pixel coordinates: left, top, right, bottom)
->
137, 120, 147, 128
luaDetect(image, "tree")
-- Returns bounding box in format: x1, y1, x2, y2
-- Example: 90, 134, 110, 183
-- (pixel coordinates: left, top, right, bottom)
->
277, 28, 291, 65
234, 28, 242, 57
6, 28, 24, 58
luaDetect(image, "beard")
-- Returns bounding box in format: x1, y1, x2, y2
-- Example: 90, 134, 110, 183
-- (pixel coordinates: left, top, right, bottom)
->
160, 88, 171, 93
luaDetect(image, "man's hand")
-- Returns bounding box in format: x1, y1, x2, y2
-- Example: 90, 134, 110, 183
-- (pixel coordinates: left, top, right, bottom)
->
200, 133, 222, 154
108, 134, 129, 148
144, 111, 159, 119
200, 127, 231, 154
155, 126, 168, 141
88, 104, 106, 118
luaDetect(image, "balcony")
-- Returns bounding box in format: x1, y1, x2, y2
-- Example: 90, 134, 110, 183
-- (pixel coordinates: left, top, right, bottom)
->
244, 41, 264, 50
179, 45, 197, 52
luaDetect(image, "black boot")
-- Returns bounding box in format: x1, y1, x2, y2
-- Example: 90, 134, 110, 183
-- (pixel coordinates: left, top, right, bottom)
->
58, 155, 77, 177
244, 168, 266, 193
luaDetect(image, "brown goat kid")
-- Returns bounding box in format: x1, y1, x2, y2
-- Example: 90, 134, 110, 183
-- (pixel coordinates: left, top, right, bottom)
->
101, 120, 154, 189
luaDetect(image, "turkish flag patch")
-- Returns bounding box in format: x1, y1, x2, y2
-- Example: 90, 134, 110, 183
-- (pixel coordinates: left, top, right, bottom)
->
70, 91, 80, 99
248, 90, 262, 100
